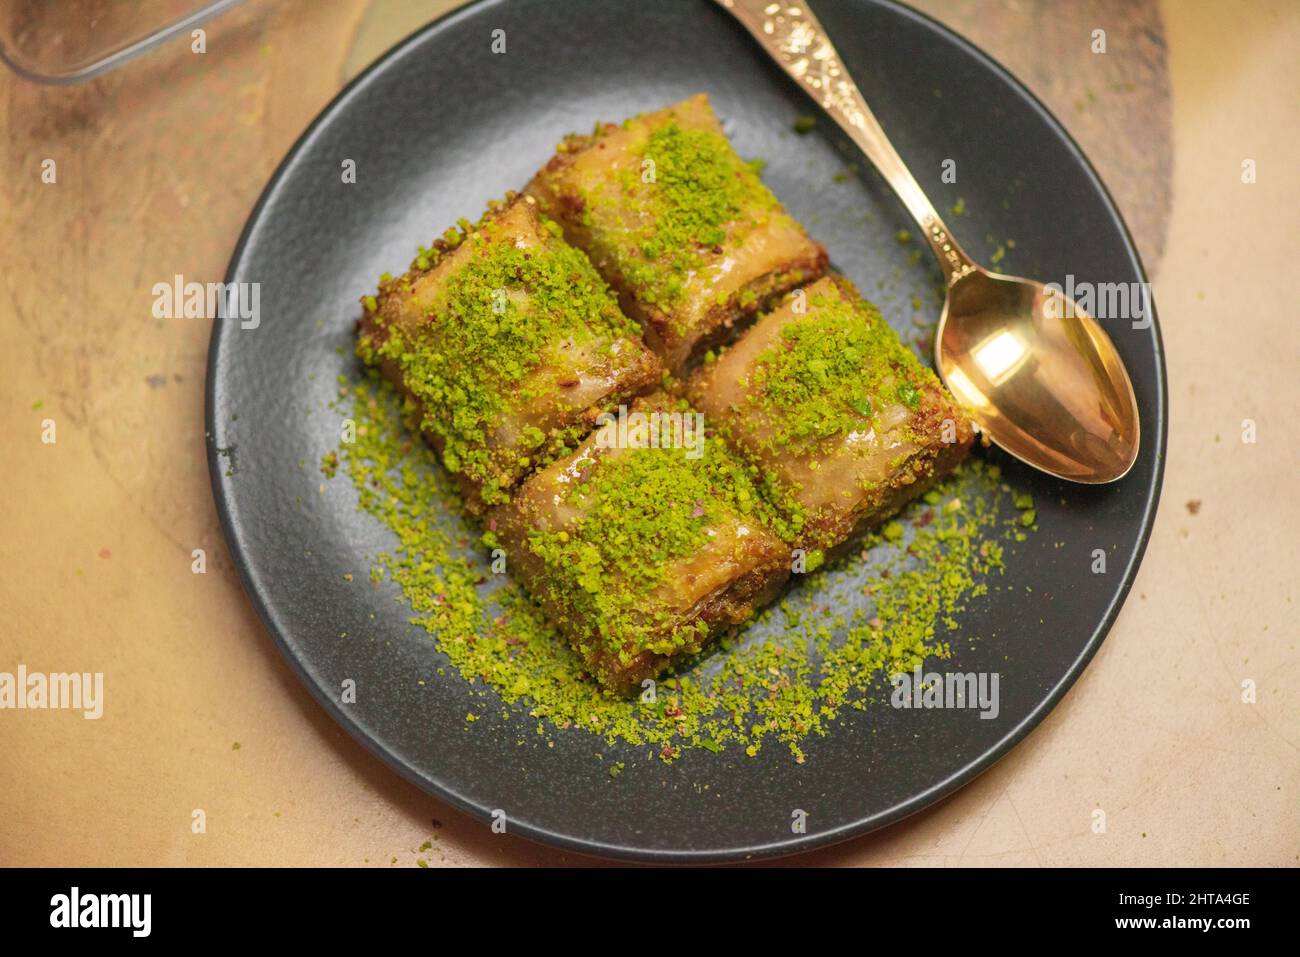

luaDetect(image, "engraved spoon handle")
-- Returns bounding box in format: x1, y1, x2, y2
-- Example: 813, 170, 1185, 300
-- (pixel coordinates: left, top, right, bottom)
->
716, 0, 976, 286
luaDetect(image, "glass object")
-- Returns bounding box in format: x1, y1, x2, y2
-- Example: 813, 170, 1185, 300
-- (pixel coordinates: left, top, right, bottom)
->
0, 0, 241, 84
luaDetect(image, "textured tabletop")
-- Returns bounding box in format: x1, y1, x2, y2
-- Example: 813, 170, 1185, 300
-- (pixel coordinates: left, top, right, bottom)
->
0, 0, 1294, 866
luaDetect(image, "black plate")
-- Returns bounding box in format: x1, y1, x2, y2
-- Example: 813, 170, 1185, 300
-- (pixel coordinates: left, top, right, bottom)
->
207, 0, 1166, 862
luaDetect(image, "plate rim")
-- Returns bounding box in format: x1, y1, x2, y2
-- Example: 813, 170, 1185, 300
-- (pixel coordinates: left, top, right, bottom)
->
206, 0, 1169, 863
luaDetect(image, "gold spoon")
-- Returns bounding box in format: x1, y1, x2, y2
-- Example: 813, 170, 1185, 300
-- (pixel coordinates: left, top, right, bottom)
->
717, 0, 1140, 483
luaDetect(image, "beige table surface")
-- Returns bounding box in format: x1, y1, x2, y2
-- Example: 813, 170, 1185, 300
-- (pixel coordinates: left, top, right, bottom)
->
1, 0, 1295, 867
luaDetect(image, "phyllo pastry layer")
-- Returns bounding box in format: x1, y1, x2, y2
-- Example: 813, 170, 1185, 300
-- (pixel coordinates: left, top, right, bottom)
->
487, 393, 791, 694
357, 194, 662, 512
688, 276, 975, 561
525, 93, 827, 375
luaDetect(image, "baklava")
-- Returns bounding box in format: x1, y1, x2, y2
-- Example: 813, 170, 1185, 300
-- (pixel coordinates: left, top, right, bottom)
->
357, 194, 661, 512
487, 393, 791, 693
688, 276, 974, 560
526, 93, 828, 374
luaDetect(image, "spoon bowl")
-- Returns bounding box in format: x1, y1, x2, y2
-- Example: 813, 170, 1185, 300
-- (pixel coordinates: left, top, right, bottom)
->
936, 270, 1140, 483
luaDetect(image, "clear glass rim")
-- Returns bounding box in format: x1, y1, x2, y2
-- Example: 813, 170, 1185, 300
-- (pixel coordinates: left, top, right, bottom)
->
0, 0, 243, 85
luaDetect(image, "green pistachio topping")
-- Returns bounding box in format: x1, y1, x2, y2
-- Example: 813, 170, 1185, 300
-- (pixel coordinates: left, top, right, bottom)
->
523, 420, 788, 661
359, 204, 641, 503
580, 119, 781, 314
747, 288, 936, 452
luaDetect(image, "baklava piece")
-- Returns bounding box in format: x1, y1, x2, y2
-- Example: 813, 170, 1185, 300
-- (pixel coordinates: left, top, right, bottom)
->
487, 393, 791, 694
688, 276, 974, 562
526, 93, 828, 375
357, 194, 662, 512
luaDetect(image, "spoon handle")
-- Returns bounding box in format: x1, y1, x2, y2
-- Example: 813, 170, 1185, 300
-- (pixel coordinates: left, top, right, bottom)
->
716, 0, 976, 287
